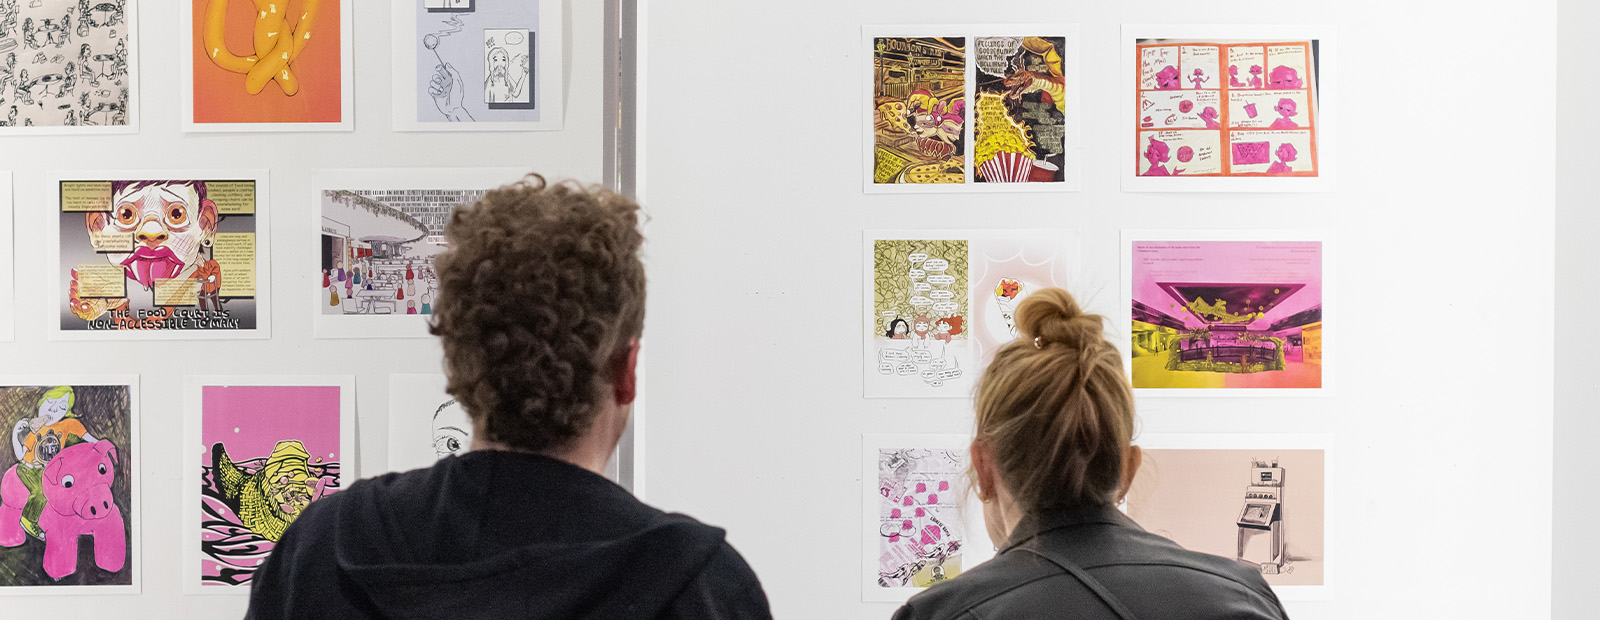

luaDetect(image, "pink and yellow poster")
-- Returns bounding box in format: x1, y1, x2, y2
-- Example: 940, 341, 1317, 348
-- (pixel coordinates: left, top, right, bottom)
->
1128, 235, 1325, 392
183, 376, 354, 593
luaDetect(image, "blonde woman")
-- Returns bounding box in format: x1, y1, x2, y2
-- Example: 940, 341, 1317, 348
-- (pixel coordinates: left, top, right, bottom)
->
893, 288, 1288, 620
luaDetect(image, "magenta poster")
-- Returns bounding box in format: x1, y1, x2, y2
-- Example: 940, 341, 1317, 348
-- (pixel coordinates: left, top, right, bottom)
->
1130, 239, 1323, 391
186, 377, 354, 592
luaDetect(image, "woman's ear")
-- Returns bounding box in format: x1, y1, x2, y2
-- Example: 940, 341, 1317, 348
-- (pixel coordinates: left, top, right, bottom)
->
1117, 445, 1143, 502
971, 438, 997, 502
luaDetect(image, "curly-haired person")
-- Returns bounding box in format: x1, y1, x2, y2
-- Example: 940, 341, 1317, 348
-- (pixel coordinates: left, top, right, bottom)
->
246, 175, 774, 620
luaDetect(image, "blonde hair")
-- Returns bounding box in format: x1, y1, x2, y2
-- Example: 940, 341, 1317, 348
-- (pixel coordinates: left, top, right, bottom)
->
973, 287, 1134, 513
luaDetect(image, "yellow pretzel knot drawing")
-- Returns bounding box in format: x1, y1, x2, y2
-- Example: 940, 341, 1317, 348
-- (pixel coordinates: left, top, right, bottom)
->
203, 0, 322, 95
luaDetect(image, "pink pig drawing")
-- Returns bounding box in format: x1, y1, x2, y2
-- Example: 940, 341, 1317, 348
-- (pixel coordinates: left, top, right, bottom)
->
0, 440, 126, 580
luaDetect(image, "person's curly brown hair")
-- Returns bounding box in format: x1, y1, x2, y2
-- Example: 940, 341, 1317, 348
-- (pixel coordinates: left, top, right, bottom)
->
428, 174, 645, 452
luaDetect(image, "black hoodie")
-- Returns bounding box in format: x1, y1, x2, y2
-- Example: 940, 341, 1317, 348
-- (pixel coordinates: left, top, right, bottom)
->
245, 450, 773, 620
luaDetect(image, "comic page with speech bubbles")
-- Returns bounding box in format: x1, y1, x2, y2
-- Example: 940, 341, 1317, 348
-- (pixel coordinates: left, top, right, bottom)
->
864, 26, 1081, 193
1134, 38, 1319, 181
863, 232, 1077, 398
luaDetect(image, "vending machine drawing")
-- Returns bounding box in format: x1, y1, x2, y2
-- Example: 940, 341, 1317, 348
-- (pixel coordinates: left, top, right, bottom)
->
1236, 457, 1290, 574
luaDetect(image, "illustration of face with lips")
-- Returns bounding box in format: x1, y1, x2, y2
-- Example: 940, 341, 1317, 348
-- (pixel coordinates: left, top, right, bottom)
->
1155, 65, 1181, 89
87, 181, 219, 291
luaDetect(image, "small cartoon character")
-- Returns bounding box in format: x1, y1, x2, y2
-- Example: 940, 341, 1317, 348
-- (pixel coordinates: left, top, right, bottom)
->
1247, 65, 1264, 89
1269, 98, 1298, 129
994, 279, 1024, 339
1228, 64, 1245, 88
22, 13, 70, 50
76, 0, 123, 37
911, 314, 933, 348
905, 90, 964, 152
932, 316, 964, 344
1269, 65, 1303, 89
1142, 136, 1182, 176
1267, 143, 1298, 175
885, 318, 911, 340
0, 0, 17, 39
1154, 65, 1181, 90
12, 68, 30, 104
1188, 68, 1209, 89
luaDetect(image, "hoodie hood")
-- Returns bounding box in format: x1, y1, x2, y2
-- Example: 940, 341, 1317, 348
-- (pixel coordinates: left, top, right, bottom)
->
329, 451, 726, 620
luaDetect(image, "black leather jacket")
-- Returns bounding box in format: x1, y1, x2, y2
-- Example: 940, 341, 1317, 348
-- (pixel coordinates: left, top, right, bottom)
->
892, 505, 1289, 620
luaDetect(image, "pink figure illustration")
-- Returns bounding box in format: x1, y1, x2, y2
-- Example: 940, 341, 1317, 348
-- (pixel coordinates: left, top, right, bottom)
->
1248, 65, 1264, 89
1270, 98, 1299, 129
1269, 65, 1303, 89
1199, 106, 1220, 129
1228, 64, 1246, 88
1244, 102, 1259, 118
0, 440, 126, 580
1142, 136, 1183, 176
1267, 143, 1298, 175
1188, 68, 1209, 89
1155, 65, 1181, 90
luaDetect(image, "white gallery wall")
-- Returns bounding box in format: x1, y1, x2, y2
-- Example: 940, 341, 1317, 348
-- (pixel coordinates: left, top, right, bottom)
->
0, 1, 606, 617
639, 1, 1554, 619
1554, 0, 1595, 617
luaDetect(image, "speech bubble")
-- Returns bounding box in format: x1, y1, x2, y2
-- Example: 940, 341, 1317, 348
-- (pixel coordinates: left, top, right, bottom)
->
908, 269, 926, 280
923, 259, 949, 271
881, 349, 909, 362
882, 310, 898, 317
878, 362, 895, 375
926, 380, 945, 388
937, 369, 963, 380
929, 290, 954, 300
506, 30, 525, 46
912, 282, 932, 292
910, 296, 934, 306
897, 363, 919, 376
930, 358, 947, 370
933, 302, 959, 314
974, 36, 1023, 77
908, 253, 928, 263
920, 370, 936, 380
910, 349, 932, 364
926, 275, 956, 286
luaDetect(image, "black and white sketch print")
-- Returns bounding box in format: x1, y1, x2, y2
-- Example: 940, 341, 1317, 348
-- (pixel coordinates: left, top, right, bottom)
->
0, 0, 130, 129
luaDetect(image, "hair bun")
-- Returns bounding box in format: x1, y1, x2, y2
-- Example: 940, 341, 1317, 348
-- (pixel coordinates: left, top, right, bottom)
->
1015, 287, 1101, 349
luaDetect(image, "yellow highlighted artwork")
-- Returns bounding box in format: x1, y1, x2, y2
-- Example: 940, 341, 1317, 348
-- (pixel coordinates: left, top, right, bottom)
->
204, 0, 322, 95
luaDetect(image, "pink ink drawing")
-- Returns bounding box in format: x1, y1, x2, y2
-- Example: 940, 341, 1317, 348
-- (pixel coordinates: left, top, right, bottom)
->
1155, 65, 1181, 90
1228, 64, 1246, 88
1199, 106, 1220, 129
1177, 146, 1195, 163
1267, 143, 1297, 175
1231, 141, 1272, 165
1179, 100, 1194, 114
1248, 65, 1263, 89
1188, 68, 1209, 89
1, 440, 126, 581
1270, 98, 1298, 129
1143, 136, 1183, 176
1244, 102, 1259, 119
1269, 66, 1302, 89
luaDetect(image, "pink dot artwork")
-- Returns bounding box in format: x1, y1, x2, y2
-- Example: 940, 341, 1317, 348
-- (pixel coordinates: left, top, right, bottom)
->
927, 494, 938, 504
1177, 146, 1195, 163
916, 508, 926, 517
1179, 100, 1194, 114
891, 508, 901, 519
916, 483, 927, 493
939, 481, 950, 491
903, 496, 914, 507
902, 520, 913, 530
890, 534, 900, 543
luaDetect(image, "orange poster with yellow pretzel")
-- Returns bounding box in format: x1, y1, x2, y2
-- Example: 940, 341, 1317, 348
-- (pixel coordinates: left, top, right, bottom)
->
184, 0, 354, 131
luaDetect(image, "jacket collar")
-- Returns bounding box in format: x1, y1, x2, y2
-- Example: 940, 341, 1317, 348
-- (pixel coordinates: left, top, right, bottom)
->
999, 503, 1142, 554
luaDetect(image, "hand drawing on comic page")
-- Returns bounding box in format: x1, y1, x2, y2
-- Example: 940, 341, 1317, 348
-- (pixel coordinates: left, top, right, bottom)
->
872, 37, 966, 184
0, 0, 130, 128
